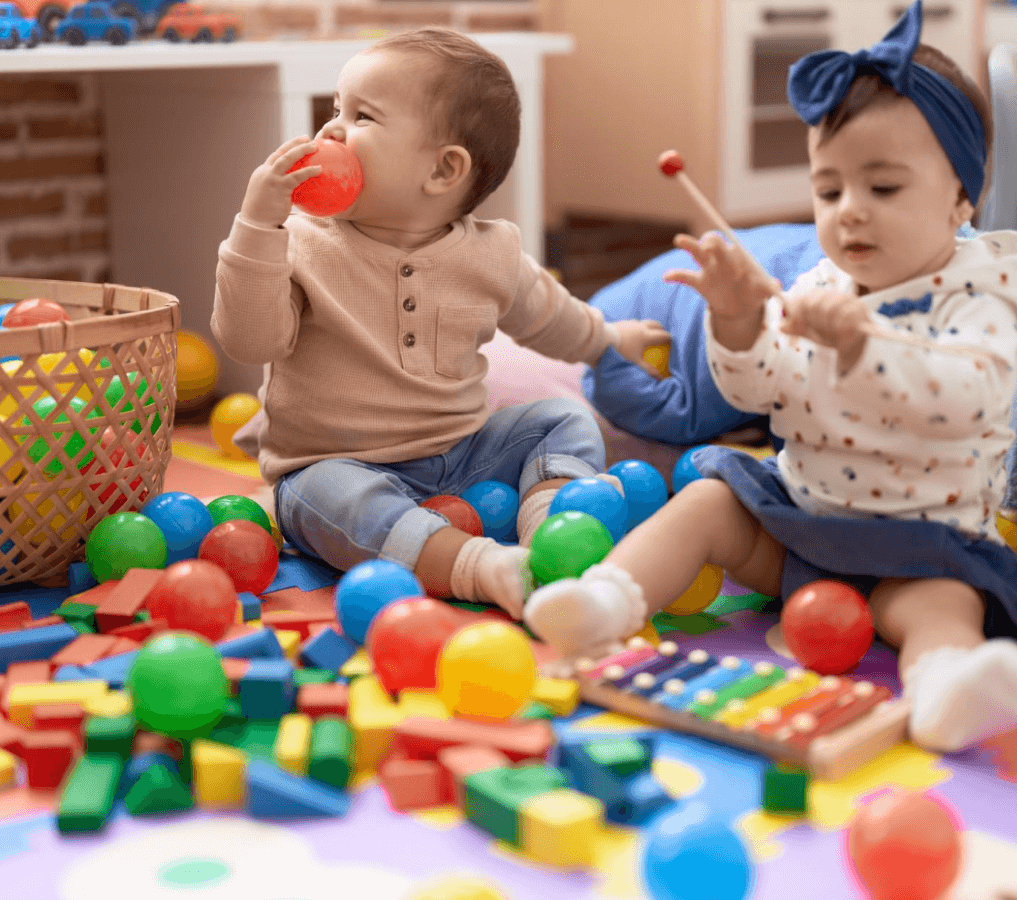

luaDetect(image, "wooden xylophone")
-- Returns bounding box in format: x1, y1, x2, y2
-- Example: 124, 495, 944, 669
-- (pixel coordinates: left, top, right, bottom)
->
575, 639, 910, 781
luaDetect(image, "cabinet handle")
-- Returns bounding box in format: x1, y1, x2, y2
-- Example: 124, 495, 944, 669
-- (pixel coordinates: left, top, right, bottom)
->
891, 4, 952, 20
761, 7, 830, 23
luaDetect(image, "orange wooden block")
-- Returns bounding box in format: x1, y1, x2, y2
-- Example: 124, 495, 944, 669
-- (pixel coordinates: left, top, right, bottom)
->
0, 602, 32, 632
0, 717, 28, 754
19, 729, 80, 789
436, 743, 511, 809
95, 567, 163, 632
296, 682, 350, 719
378, 757, 452, 811
3, 661, 51, 715
22, 615, 63, 629
31, 702, 86, 734
104, 637, 142, 657
261, 610, 335, 641
222, 657, 251, 692
108, 618, 169, 642
394, 716, 554, 763
49, 633, 119, 669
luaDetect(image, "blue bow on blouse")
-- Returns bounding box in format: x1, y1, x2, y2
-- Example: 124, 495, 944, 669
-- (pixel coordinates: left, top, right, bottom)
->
786, 0, 986, 204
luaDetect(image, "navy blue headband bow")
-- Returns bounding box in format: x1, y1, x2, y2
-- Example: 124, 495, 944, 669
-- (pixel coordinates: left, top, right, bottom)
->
787, 0, 986, 204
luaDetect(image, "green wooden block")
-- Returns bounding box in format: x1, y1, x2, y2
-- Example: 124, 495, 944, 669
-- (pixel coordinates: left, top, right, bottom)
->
307, 717, 353, 789
293, 668, 336, 687
463, 765, 568, 845
518, 701, 555, 720
581, 737, 650, 779
84, 713, 137, 759
762, 763, 810, 815
124, 762, 194, 816
209, 719, 280, 761
68, 620, 96, 635
134, 609, 151, 622
57, 754, 123, 833
56, 602, 98, 630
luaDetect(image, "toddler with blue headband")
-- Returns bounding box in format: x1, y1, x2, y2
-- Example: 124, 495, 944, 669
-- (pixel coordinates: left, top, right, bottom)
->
521, 0, 1017, 753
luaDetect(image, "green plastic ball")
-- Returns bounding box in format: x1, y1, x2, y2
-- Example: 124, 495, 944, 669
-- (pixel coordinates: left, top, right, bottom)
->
529, 510, 614, 585
127, 632, 229, 738
206, 494, 272, 535
86, 511, 167, 583
23, 396, 103, 476
104, 372, 162, 434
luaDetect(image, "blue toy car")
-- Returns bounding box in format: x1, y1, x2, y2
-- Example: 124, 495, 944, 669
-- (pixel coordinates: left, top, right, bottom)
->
55, 0, 135, 43
0, 2, 43, 47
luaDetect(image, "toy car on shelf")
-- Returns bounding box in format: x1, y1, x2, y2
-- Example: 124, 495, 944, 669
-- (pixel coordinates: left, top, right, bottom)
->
154, 2, 238, 42
55, 0, 135, 43
0, 2, 43, 47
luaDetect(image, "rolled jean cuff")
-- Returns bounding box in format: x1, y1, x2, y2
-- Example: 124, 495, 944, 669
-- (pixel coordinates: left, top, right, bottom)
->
378, 504, 449, 570
519, 453, 600, 499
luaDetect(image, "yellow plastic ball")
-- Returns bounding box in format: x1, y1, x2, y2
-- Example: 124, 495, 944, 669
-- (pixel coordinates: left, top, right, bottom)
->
664, 562, 724, 615
998, 512, 1017, 553
7, 473, 89, 546
176, 331, 219, 407
437, 621, 536, 720
266, 511, 285, 554
210, 392, 261, 458
406, 876, 510, 900
643, 342, 670, 378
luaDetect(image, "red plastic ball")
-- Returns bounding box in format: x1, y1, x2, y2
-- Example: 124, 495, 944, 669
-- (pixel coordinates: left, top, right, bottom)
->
3, 297, 70, 329
847, 790, 962, 900
366, 597, 469, 696
145, 559, 239, 641
198, 519, 279, 596
81, 427, 149, 517
780, 580, 874, 675
288, 139, 364, 217
420, 495, 484, 537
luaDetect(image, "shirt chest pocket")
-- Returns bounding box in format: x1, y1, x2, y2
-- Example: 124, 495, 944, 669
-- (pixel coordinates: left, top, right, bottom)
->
435, 303, 499, 379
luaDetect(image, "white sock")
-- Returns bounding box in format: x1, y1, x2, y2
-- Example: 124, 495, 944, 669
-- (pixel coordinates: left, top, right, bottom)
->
516, 473, 625, 548
523, 561, 647, 661
449, 536, 532, 620
904, 639, 1017, 752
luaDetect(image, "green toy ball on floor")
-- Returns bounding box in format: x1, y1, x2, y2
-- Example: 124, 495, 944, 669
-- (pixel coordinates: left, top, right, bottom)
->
205, 494, 272, 535
528, 510, 613, 585
127, 632, 229, 739
85, 511, 167, 582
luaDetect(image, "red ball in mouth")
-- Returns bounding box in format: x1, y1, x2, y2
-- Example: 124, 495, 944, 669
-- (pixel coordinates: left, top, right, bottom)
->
289, 139, 364, 217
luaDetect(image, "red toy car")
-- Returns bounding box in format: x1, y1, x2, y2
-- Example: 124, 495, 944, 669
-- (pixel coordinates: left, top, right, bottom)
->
155, 1, 238, 41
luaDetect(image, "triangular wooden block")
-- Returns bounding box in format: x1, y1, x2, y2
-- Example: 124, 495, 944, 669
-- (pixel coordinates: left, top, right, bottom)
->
124, 763, 194, 815
245, 758, 349, 819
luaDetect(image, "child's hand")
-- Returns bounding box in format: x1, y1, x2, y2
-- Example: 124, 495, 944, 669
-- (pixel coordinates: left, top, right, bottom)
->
781, 288, 870, 373
611, 319, 672, 379
239, 136, 323, 230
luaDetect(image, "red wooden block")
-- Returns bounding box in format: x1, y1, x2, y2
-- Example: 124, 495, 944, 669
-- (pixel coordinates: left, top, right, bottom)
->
296, 682, 350, 719
19, 729, 80, 789
0, 716, 28, 754
393, 716, 554, 763
104, 637, 142, 657
49, 633, 119, 669
22, 615, 63, 629
436, 743, 511, 809
0, 602, 32, 632
31, 703, 86, 735
378, 757, 452, 811
95, 567, 162, 632
108, 618, 169, 642
261, 610, 335, 641
3, 661, 51, 715
222, 657, 251, 692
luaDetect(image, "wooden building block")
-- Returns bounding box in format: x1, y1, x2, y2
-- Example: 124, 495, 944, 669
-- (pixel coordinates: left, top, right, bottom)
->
347, 675, 401, 774
530, 677, 580, 716
31, 703, 86, 734
3, 660, 51, 715
394, 716, 554, 763
296, 681, 349, 719
94, 567, 162, 632
20, 729, 81, 789
273, 629, 302, 661
274, 713, 313, 776
261, 610, 335, 640
0, 748, 17, 787
0, 602, 32, 632
378, 757, 451, 811
308, 717, 353, 790
191, 739, 248, 809
436, 744, 511, 810
463, 765, 568, 845
7, 680, 109, 727
518, 788, 604, 869
57, 754, 123, 833
49, 633, 119, 669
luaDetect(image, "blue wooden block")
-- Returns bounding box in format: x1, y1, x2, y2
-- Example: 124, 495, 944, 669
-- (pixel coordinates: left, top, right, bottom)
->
66, 561, 98, 595
239, 658, 296, 719
618, 769, 673, 825
119, 751, 180, 800
245, 759, 349, 819
81, 651, 139, 689
299, 627, 356, 673
0, 622, 78, 673
239, 592, 262, 622
216, 628, 283, 660
53, 665, 92, 682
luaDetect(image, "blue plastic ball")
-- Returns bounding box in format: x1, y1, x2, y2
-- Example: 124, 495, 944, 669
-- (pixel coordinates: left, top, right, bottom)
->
460, 480, 519, 542
672, 446, 708, 494
141, 491, 215, 565
334, 559, 424, 644
607, 459, 669, 532
641, 801, 753, 900
549, 476, 628, 543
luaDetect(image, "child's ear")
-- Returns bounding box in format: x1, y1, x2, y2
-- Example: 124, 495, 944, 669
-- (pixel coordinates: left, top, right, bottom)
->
953, 186, 975, 229
425, 145, 472, 196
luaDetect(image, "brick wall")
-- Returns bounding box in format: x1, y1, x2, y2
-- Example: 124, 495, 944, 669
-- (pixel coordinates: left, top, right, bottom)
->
0, 73, 111, 285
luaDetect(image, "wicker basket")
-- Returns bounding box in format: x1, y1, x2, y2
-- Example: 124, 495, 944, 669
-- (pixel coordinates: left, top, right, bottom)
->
0, 277, 180, 587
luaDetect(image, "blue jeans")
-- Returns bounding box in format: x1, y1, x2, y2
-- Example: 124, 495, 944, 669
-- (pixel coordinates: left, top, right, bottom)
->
274, 398, 605, 573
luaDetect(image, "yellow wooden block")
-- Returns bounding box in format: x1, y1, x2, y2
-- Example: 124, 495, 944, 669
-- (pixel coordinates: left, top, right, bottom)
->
631, 621, 660, 646
274, 628, 301, 660
274, 712, 312, 776
191, 739, 248, 809
83, 690, 133, 718
715, 670, 822, 729
397, 690, 450, 720
347, 674, 401, 774
0, 748, 17, 788
7, 680, 109, 727
530, 677, 579, 716
518, 788, 604, 869
341, 649, 373, 679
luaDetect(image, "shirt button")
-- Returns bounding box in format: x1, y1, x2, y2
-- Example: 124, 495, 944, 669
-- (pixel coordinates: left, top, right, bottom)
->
403, 333, 416, 347
401, 265, 414, 277
403, 297, 416, 312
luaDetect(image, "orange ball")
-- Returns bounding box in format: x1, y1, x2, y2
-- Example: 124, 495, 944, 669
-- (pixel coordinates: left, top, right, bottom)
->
209, 392, 261, 458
